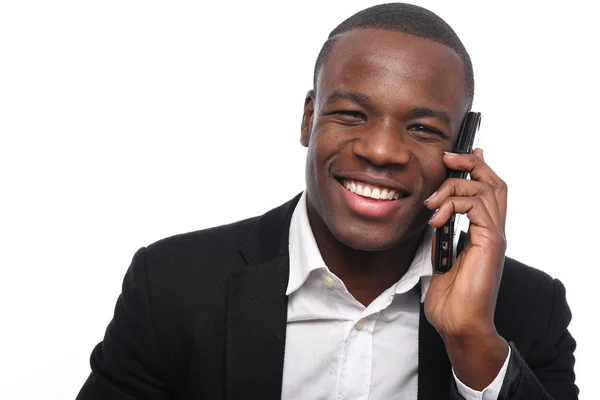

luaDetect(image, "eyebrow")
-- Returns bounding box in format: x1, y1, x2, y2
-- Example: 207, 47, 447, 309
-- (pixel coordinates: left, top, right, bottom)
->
323, 90, 373, 108
408, 107, 452, 127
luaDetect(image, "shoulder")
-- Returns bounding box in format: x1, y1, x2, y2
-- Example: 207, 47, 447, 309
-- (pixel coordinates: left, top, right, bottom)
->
497, 257, 556, 317
139, 215, 260, 282
128, 193, 301, 306
126, 216, 263, 333
500, 257, 555, 300
146, 216, 259, 264
127, 215, 262, 312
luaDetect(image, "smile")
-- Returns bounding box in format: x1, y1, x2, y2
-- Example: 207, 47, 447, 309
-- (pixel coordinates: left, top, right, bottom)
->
336, 178, 407, 219
340, 179, 401, 200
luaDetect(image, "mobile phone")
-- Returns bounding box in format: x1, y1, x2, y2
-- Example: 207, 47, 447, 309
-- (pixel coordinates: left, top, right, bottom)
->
432, 111, 482, 274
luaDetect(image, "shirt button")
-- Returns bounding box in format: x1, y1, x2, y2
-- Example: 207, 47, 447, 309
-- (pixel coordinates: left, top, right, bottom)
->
355, 319, 365, 330
322, 275, 335, 288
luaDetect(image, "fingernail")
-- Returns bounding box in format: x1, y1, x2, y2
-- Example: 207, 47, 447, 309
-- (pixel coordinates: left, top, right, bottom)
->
443, 151, 458, 156
428, 208, 439, 224
424, 191, 437, 204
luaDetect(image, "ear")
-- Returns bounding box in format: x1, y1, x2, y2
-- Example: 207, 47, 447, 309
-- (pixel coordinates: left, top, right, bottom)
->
300, 90, 316, 148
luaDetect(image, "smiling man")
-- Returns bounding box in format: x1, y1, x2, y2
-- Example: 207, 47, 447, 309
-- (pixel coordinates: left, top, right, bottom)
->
77, 3, 577, 400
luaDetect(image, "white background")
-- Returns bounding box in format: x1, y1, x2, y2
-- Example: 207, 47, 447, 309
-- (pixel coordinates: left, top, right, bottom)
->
1, 1, 598, 398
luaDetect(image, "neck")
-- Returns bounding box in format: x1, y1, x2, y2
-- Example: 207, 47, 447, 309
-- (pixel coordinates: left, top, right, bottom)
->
307, 206, 425, 307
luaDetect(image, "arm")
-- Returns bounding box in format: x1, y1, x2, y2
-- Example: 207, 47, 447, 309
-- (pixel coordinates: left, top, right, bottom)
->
76, 248, 169, 400
496, 279, 578, 399
447, 279, 578, 400
424, 150, 577, 399
452, 345, 511, 400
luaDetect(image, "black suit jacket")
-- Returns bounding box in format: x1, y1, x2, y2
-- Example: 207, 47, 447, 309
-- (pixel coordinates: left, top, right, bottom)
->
77, 194, 578, 399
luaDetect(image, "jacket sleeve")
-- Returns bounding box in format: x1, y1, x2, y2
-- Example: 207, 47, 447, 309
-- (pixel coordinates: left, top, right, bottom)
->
449, 278, 578, 400
76, 248, 170, 400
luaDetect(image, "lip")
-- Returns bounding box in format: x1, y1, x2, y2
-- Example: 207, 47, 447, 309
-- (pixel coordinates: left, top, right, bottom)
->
336, 179, 408, 219
333, 172, 410, 196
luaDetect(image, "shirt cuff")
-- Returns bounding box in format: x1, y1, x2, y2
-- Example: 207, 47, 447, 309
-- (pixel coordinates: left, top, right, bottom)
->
452, 344, 512, 400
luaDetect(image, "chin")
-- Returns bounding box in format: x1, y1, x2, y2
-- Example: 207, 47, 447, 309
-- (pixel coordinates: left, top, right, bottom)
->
329, 220, 413, 252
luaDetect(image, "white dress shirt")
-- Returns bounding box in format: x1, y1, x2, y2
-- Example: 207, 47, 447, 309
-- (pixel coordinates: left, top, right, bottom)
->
281, 191, 510, 400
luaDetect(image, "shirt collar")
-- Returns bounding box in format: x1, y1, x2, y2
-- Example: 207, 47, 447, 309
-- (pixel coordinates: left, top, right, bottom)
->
286, 191, 329, 295
286, 191, 434, 302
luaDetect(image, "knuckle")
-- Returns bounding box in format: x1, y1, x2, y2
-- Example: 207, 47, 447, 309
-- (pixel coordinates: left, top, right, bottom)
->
444, 198, 460, 214
481, 230, 506, 249
448, 178, 487, 197
472, 196, 485, 208
469, 154, 481, 170
445, 178, 461, 192
495, 178, 508, 193
481, 181, 495, 193
499, 236, 507, 251
447, 198, 459, 214
493, 233, 507, 251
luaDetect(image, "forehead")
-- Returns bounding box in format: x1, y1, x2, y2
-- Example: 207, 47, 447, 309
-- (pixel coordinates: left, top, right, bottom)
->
317, 29, 468, 113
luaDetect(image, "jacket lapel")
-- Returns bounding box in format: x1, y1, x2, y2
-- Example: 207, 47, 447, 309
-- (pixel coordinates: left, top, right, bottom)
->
415, 232, 467, 399
418, 303, 452, 399
225, 194, 301, 400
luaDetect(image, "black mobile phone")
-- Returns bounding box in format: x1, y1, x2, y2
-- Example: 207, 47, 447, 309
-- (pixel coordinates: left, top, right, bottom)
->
433, 112, 482, 274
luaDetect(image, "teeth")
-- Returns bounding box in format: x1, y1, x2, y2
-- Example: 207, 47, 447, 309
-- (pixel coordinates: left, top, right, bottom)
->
341, 179, 402, 201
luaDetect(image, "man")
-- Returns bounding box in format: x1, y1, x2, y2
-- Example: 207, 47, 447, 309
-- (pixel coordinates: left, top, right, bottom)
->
77, 3, 577, 399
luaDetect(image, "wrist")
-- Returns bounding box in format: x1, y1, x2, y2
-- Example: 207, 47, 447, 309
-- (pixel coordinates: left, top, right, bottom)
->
443, 330, 509, 391
441, 326, 501, 349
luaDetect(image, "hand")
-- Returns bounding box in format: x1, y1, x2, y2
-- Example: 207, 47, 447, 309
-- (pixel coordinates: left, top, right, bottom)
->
423, 148, 509, 390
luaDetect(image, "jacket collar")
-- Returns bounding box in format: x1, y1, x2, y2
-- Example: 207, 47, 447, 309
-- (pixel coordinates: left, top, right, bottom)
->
239, 193, 302, 266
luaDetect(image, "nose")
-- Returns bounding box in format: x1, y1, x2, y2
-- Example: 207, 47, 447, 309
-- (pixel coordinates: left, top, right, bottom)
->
352, 119, 411, 166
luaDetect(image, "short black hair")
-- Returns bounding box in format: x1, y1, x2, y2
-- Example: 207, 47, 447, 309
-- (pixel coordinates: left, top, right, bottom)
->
313, 3, 474, 107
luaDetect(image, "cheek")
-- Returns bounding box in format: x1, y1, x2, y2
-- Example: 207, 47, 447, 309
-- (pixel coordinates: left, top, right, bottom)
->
305, 136, 323, 181
305, 128, 334, 191
308, 126, 344, 171
418, 151, 447, 193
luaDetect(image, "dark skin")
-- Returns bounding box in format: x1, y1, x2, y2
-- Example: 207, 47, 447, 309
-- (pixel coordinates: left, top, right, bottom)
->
300, 29, 509, 390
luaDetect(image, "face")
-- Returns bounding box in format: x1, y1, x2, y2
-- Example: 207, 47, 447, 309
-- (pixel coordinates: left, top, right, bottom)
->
301, 29, 470, 251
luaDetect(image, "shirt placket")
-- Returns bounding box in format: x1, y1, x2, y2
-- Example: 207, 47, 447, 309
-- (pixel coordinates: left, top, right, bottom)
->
336, 314, 378, 400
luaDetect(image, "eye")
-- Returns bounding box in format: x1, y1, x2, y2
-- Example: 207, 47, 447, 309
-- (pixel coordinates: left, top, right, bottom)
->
322, 110, 367, 124
336, 110, 366, 120
407, 124, 446, 141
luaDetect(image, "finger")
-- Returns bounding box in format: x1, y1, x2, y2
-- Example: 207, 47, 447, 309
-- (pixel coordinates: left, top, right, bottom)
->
429, 196, 506, 285
442, 151, 507, 227
424, 178, 501, 227
429, 194, 506, 260
443, 150, 500, 187
429, 196, 499, 236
